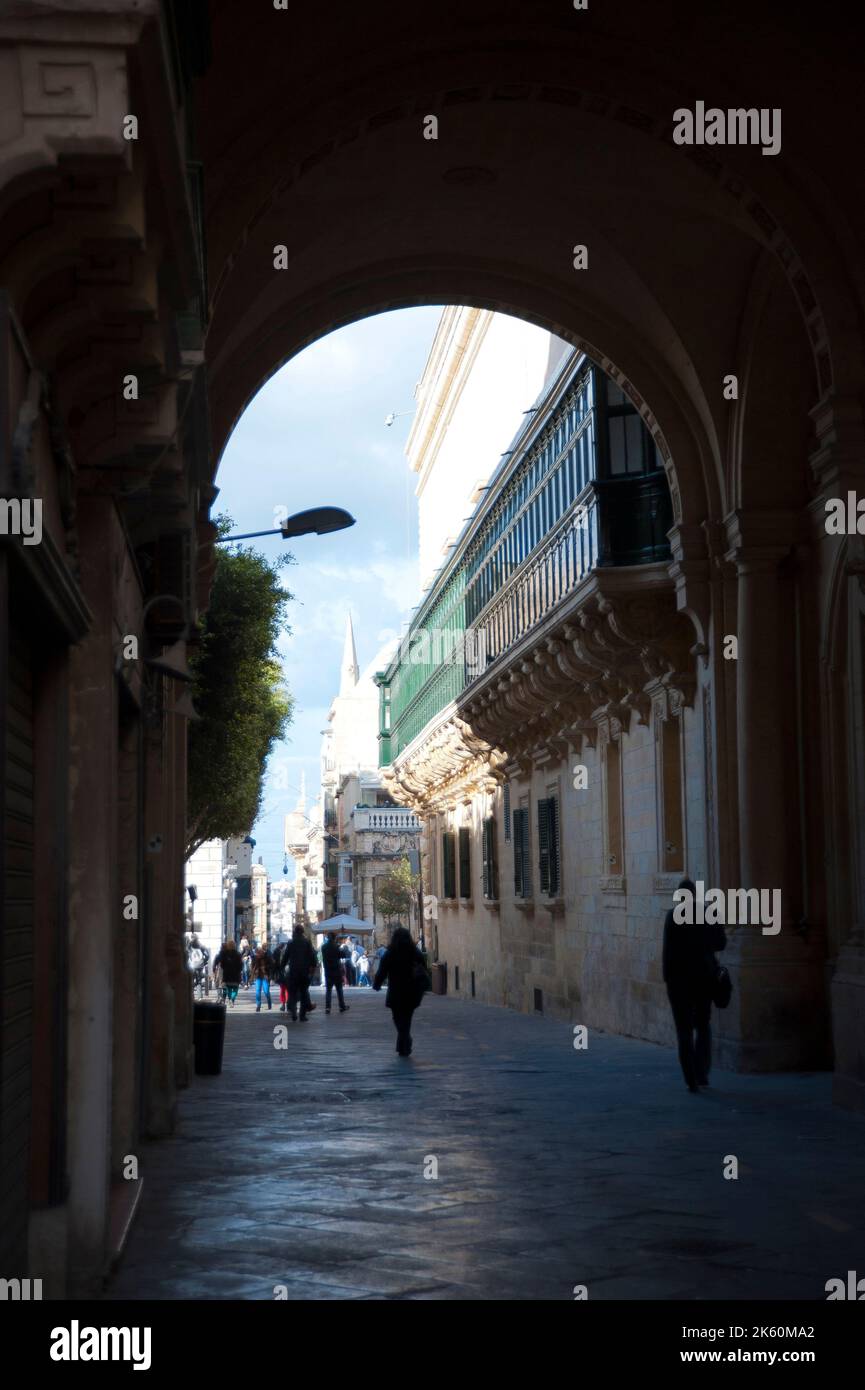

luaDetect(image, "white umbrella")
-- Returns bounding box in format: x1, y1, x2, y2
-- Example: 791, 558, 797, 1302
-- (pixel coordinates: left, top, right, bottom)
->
312, 911, 377, 935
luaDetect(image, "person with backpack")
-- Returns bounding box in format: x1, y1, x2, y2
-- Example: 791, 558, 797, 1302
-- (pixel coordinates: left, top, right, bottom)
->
321, 931, 350, 1015
662, 878, 727, 1092
373, 927, 430, 1057
287, 925, 316, 1022
213, 938, 243, 1007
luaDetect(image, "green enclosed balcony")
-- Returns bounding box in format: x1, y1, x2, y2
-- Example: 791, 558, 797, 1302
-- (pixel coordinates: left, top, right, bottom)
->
377, 353, 673, 766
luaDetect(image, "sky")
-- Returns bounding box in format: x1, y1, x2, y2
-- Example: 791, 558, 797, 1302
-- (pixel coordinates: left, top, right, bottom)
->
214, 306, 444, 882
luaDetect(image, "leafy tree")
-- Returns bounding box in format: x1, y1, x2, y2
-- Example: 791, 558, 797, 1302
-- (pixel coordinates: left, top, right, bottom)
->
376, 856, 419, 925
186, 516, 294, 857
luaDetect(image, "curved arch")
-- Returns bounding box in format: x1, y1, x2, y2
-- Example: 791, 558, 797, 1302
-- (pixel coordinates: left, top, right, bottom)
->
209, 263, 722, 549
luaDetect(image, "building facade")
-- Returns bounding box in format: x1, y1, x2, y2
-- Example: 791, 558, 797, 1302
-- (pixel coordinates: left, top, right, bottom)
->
378, 329, 838, 1080
184, 839, 224, 963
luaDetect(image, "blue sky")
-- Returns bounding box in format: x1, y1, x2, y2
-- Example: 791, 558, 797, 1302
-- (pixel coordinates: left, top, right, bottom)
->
214, 306, 444, 881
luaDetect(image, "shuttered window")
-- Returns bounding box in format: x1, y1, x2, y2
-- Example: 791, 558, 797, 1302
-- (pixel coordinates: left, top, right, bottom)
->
513, 806, 531, 898
442, 831, 456, 899
458, 826, 471, 899
503, 783, 511, 841
538, 795, 561, 897
482, 816, 498, 899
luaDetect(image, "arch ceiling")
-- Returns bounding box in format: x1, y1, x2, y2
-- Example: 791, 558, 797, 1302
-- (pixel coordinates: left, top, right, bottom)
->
195, 0, 865, 527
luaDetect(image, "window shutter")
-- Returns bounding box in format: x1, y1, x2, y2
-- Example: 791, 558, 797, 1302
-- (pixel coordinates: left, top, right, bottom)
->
514, 807, 531, 898
513, 808, 523, 897
458, 826, 471, 898
521, 809, 532, 896
482, 818, 491, 898
549, 796, 560, 897
538, 798, 551, 894
503, 784, 511, 842
482, 816, 498, 898
442, 832, 456, 899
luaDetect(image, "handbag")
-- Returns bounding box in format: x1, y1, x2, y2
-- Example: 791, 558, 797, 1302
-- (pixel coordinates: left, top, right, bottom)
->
412, 960, 432, 1003
711, 962, 732, 1009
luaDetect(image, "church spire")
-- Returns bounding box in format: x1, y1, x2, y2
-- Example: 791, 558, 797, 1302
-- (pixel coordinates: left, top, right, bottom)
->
339, 612, 360, 694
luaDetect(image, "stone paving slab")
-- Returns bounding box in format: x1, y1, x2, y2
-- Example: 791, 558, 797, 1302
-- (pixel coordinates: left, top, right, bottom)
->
105, 987, 865, 1301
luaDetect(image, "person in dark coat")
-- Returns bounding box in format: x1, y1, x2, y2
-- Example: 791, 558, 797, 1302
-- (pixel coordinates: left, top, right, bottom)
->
662, 878, 726, 1092
287, 925, 316, 1022
214, 938, 243, 1007
373, 927, 429, 1057
321, 932, 350, 1015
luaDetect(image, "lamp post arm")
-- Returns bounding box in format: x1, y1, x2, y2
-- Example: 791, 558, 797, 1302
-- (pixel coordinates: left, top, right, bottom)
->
215, 528, 283, 543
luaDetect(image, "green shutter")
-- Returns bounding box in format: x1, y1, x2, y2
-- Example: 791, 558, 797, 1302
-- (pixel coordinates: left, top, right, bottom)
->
443, 832, 456, 899
458, 826, 471, 898
549, 795, 560, 897
514, 807, 531, 898
538, 798, 551, 894
482, 816, 498, 898
538, 796, 560, 897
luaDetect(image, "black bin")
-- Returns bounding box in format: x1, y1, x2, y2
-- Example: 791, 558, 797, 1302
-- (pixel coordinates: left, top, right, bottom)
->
193, 1001, 226, 1075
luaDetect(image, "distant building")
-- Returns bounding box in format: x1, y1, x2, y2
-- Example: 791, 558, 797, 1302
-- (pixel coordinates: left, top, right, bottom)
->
284, 775, 326, 930
184, 840, 224, 964
269, 879, 296, 942
320, 616, 422, 938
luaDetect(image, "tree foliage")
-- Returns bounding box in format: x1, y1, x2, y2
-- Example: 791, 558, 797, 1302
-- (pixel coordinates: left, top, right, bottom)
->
376, 856, 419, 925
186, 517, 294, 857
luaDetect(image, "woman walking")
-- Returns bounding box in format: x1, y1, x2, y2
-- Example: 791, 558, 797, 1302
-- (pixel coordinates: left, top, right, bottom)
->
213, 938, 243, 1008
252, 943, 274, 1012
373, 927, 430, 1057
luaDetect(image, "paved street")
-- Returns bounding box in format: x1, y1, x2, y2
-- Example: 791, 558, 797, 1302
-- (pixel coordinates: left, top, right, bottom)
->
106, 987, 865, 1301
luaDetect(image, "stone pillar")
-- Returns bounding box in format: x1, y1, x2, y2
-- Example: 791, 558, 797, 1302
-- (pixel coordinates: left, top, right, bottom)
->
719, 511, 827, 1071
66, 497, 116, 1295
142, 694, 176, 1138
829, 558, 865, 1108
809, 396, 865, 1110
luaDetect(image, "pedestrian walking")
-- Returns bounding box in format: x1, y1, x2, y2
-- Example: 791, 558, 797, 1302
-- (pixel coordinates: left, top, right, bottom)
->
272, 940, 291, 1011
252, 943, 274, 1011
185, 933, 210, 997
213, 938, 243, 1007
287, 925, 316, 1022
662, 878, 727, 1092
321, 931, 350, 1014
373, 927, 431, 1057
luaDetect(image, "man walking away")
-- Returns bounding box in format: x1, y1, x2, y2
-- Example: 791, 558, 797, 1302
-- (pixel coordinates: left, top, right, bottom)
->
287, 925, 316, 1021
662, 878, 726, 1092
322, 931, 350, 1014
214, 938, 243, 1007
373, 927, 430, 1057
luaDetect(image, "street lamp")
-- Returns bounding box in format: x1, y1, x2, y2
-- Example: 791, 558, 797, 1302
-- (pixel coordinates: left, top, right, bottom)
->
216, 506, 355, 544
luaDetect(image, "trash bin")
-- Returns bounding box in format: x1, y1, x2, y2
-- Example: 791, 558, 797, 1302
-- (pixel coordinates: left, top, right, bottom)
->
193, 1000, 226, 1075
431, 963, 447, 995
